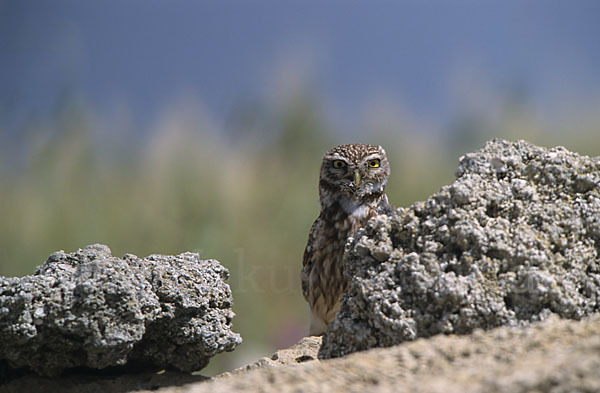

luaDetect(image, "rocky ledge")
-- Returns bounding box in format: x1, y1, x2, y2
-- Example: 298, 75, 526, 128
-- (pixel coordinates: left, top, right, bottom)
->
183, 315, 600, 393
0, 245, 242, 380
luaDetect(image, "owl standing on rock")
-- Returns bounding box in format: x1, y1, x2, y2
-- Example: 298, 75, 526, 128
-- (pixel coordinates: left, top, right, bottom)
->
301, 144, 393, 335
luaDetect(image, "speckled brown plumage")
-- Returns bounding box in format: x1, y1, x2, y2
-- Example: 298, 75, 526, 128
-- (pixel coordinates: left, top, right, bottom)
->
301, 144, 392, 335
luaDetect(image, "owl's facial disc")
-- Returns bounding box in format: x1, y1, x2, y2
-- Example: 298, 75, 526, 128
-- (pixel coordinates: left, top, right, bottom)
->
327, 155, 386, 198
318, 144, 390, 211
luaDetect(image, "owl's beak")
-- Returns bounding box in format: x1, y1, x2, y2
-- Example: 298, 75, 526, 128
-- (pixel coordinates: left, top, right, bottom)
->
354, 169, 361, 186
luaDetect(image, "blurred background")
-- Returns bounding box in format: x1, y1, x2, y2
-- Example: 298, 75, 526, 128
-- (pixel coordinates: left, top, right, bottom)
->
1, 0, 599, 374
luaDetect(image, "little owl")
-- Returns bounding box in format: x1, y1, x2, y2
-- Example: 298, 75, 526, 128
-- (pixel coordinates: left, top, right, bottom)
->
301, 143, 392, 335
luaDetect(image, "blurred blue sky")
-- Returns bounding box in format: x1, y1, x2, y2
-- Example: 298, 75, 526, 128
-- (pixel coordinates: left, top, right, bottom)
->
1, 0, 599, 137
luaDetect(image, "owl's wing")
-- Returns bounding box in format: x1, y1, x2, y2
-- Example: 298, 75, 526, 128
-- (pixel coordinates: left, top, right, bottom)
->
301, 216, 321, 300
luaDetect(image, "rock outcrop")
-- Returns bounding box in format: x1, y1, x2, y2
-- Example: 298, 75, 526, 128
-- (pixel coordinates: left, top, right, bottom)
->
189, 315, 600, 393
320, 139, 600, 358
0, 244, 241, 378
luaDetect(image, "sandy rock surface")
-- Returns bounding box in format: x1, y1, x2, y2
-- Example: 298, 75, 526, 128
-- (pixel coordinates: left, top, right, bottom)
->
215, 336, 322, 378
156, 316, 600, 393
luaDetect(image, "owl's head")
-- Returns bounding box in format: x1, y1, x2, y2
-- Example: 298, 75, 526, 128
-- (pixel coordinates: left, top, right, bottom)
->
318, 143, 390, 213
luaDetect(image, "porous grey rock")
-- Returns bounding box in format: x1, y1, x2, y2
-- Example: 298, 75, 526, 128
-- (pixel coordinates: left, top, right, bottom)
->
320, 139, 600, 358
0, 244, 242, 377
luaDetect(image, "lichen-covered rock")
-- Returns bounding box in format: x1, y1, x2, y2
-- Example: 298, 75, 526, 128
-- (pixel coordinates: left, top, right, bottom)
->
320, 139, 600, 358
0, 244, 242, 377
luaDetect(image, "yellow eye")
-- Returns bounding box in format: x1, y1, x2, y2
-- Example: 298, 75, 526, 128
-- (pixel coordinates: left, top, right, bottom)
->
332, 160, 346, 169
368, 159, 380, 168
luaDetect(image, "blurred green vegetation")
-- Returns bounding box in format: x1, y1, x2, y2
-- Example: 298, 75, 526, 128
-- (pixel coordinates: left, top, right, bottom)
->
0, 92, 599, 374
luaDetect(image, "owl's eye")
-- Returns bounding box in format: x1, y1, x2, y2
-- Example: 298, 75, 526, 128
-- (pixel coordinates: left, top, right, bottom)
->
332, 160, 347, 169
368, 159, 380, 168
